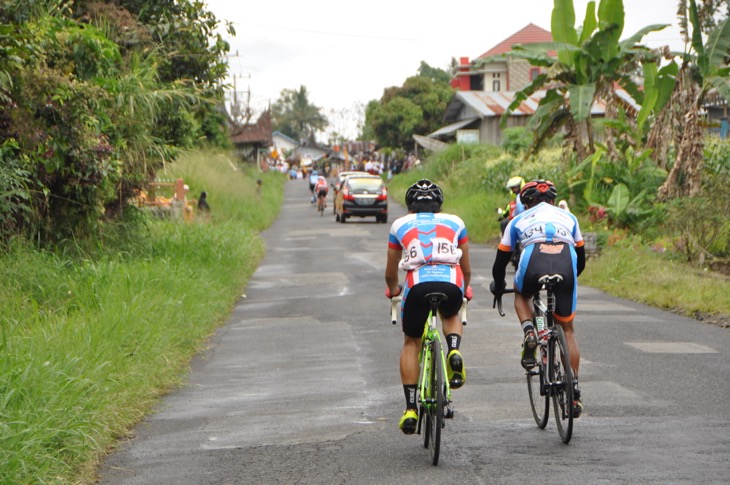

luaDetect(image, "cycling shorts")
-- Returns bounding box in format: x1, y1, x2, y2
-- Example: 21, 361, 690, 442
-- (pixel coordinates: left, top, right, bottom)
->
317, 188, 328, 197
515, 242, 577, 322
401, 281, 463, 338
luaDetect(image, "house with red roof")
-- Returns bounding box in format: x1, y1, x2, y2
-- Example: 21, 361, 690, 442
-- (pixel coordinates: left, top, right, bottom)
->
426, 23, 639, 147
451, 23, 553, 93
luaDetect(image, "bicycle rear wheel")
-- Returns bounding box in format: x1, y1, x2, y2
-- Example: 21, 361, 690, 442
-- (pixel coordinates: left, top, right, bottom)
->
526, 358, 549, 429
428, 338, 444, 465
550, 325, 574, 443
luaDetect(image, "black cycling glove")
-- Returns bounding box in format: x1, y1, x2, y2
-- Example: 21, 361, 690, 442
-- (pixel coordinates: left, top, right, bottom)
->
489, 280, 506, 295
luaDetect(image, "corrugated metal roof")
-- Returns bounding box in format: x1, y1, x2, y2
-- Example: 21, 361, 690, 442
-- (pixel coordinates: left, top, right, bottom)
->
478, 23, 553, 59
429, 117, 480, 137
443, 89, 640, 123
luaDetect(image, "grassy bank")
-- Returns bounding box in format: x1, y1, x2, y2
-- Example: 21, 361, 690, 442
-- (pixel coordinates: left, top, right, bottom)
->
387, 144, 729, 323
0, 150, 285, 484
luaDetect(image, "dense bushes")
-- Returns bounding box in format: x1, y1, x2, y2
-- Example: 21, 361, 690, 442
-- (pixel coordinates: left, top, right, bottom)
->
0, 0, 232, 245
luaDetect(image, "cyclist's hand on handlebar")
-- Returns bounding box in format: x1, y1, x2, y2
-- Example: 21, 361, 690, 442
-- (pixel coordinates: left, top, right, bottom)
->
464, 285, 473, 301
489, 280, 506, 296
385, 285, 403, 299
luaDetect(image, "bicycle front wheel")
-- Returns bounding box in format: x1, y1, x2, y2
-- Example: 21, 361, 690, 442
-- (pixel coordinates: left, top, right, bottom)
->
550, 325, 574, 444
427, 338, 444, 465
526, 358, 549, 429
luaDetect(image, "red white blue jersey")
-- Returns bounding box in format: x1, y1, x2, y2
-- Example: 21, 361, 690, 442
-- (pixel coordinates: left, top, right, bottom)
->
499, 202, 584, 252
388, 212, 468, 290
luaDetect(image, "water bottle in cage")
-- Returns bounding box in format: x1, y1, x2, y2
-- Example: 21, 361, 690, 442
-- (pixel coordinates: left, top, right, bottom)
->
535, 316, 548, 365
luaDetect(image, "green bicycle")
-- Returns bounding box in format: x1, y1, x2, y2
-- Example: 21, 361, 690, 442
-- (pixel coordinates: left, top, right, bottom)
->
391, 293, 467, 465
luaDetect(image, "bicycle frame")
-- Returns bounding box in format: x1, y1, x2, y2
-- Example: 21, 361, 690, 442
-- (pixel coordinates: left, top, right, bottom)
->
493, 274, 574, 443
390, 293, 468, 465
390, 295, 469, 413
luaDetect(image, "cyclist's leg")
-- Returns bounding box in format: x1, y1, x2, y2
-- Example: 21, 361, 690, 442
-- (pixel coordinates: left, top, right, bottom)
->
426, 282, 466, 388
399, 286, 429, 433
553, 245, 579, 376
515, 244, 541, 367
555, 316, 580, 376
553, 245, 582, 416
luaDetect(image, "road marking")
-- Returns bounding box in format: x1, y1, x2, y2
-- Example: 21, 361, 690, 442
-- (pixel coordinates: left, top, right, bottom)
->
626, 342, 718, 353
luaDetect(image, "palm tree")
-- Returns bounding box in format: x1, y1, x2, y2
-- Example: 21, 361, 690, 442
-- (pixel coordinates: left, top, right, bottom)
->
272, 86, 327, 145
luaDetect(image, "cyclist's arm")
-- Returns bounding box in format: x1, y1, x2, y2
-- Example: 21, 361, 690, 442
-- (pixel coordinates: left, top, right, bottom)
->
458, 241, 471, 290
576, 244, 586, 276
491, 248, 512, 288
385, 247, 401, 296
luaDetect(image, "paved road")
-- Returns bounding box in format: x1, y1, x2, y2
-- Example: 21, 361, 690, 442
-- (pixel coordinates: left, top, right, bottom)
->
99, 179, 730, 484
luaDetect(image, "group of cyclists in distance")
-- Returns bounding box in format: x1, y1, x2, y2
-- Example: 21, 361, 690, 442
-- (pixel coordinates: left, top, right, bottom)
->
384, 177, 585, 434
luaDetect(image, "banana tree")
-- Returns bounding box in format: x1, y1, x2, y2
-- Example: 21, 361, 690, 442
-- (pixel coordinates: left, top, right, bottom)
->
657, 0, 730, 200
496, 0, 670, 160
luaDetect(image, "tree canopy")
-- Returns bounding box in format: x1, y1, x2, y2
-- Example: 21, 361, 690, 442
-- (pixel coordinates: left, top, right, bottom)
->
271, 86, 328, 146
363, 62, 454, 150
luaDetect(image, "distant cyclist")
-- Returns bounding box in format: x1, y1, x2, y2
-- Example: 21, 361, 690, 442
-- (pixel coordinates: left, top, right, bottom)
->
314, 176, 328, 209
385, 179, 472, 434
308, 170, 319, 204
489, 179, 585, 417
499, 176, 526, 235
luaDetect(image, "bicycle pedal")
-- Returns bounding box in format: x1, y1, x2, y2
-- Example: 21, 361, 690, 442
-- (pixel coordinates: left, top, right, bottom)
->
444, 408, 455, 419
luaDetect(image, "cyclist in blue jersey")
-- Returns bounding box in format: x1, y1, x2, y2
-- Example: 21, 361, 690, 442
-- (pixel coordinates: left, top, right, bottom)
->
385, 179, 472, 434
308, 170, 319, 204
490, 179, 585, 417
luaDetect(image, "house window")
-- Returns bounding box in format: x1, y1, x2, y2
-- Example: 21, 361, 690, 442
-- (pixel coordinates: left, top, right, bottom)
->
530, 68, 540, 81
492, 80, 501, 91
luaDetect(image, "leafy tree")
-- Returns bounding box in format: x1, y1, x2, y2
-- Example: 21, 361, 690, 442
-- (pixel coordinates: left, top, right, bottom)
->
271, 86, 328, 145
363, 62, 453, 150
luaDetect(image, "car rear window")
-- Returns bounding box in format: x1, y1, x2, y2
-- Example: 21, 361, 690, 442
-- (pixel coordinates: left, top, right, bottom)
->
347, 178, 383, 191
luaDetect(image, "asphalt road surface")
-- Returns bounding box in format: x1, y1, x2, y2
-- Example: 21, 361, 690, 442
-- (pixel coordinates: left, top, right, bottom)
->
99, 179, 730, 484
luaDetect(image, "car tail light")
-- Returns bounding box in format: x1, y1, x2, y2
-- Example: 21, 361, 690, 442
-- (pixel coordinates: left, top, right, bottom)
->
376, 187, 387, 201
343, 188, 355, 201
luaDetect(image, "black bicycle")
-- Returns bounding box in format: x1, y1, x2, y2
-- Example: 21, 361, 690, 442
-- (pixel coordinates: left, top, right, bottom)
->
493, 275, 575, 443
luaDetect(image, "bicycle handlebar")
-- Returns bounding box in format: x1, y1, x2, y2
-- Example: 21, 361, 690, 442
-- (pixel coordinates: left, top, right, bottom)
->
389, 296, 469, 326
492, 288, 515, 317
390, 296, 402, 325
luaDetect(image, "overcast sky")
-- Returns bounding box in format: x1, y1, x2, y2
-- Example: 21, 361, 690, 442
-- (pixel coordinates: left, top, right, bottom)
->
205, 0, 686, 138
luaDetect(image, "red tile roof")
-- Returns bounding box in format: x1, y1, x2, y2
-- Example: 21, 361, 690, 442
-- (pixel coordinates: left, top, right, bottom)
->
477, 23, 553, 59
230, 110, 272, 145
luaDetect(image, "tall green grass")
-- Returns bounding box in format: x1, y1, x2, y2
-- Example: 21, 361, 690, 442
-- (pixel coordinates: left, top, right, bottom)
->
0, 150, 285, 484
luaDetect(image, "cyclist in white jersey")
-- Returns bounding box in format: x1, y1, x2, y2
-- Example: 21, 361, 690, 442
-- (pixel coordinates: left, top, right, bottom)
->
385, 179, 472, 434
490, 179, 586, 417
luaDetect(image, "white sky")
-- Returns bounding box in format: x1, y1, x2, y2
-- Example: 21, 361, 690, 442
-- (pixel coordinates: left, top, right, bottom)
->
205, 0, 686, 139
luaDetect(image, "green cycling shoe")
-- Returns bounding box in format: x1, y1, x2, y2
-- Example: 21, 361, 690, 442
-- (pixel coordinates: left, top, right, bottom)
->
399, 409, 418, 434
447, 350, 466, 389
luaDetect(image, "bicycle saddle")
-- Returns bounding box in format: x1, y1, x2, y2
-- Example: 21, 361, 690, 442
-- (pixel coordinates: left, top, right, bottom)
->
424, 292, 448, 308
538, 274, 564, 285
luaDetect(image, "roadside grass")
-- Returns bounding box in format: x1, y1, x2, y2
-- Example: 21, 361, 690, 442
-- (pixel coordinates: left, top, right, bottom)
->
0, 150, 285, 484
386, 145, 729, 322
581, 242, 730, 319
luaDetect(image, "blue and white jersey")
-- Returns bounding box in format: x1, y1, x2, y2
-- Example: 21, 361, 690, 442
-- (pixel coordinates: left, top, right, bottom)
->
499, 202, 584, 252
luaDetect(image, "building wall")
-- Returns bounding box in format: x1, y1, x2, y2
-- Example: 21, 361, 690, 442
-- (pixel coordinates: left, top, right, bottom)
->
479, 116, 529, 145
508, 59, 532, 92
477, 62, 508, 92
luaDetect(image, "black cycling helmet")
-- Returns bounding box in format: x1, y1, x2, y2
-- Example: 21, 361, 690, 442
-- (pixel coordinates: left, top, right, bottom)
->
520, 179, 557, 207
405, 179, 444, 208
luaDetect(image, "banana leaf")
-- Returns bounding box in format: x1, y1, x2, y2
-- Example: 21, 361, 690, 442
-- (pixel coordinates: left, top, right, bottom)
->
568, 83, 595, 121
552, 0, 578, 66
